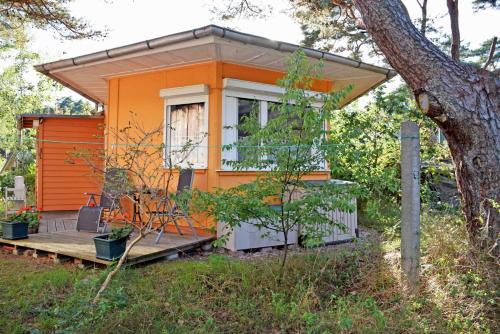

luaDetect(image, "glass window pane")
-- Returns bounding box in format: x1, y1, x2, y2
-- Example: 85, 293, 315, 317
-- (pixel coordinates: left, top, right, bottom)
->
267, 101, 281, 121
237, 98, 257, 161
168, 102, 205, 166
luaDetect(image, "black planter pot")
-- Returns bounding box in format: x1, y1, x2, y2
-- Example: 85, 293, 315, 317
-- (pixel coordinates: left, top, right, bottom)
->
28, 227, 39, 234
1, 221, 29, 240
93, 234, 128, 261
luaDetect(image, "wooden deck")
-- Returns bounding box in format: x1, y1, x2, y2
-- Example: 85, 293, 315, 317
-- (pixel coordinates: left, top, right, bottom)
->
0, 230, 213, 266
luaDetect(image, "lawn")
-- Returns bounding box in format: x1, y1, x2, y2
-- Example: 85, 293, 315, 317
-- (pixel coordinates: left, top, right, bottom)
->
0, 211, 497, 334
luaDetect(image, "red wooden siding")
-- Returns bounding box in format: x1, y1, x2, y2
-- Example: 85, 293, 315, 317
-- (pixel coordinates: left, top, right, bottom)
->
36, 117, 104, 211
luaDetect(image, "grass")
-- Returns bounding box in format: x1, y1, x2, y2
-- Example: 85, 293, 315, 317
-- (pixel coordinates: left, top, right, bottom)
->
0, 210, 498, 333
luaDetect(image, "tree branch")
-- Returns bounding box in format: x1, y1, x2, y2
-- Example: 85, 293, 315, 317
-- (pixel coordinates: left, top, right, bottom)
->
446, 0, 461, 61
417, 0, 428, 36
482, 36, 497, 69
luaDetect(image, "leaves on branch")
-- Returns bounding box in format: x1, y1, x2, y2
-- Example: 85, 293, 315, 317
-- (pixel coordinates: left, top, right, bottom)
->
0, 0, 106, 40
472, 0, 499, 11
209, 0, 272, 20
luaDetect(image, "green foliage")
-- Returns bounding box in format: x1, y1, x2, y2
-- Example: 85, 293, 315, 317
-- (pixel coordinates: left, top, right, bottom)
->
0, 28, 58, 185
0, 160, 35, 189
0, 37, 55, 153
293, 0, 377, 60
43, 96, 95, 115
0, 210, 497, 333
461, 37, 499, 70
194, 50, 358, 268
108, 226, 133, 241
472, 0, 499, 10
329, 84, 452, 228
9, 207, 41, 228
0, 0, 105, 41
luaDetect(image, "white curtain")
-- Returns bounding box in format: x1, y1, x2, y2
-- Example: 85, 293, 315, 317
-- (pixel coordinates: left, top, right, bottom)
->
169, 102, 206, 167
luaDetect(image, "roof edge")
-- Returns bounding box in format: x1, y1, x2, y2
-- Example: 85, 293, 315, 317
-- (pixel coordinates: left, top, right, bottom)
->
35, 24, 397, 79
17, 113, 104, 120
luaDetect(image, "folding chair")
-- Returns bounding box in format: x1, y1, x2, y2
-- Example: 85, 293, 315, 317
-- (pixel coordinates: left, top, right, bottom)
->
85, 191, 116, 212
76, 206, 106, 233
84, 168, 128, 230
153, 169, 199, 243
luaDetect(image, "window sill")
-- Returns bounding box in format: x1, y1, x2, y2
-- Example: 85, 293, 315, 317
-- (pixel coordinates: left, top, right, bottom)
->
216, 169, 330, 175
163, 165, 208, 170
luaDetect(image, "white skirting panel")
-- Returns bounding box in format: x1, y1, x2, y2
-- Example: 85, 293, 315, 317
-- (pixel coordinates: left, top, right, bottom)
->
315, 198, 357, 244
217, 199, 357, 251
217, 221, 298, 252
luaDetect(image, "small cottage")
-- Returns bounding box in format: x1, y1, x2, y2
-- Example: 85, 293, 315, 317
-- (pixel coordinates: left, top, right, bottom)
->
25, 25, 395, 241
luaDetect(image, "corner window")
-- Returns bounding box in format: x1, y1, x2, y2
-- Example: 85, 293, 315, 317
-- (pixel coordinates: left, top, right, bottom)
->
221, 79, 325, 170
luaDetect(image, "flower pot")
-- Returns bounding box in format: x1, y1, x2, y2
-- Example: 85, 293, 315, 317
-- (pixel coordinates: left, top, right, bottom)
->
28, 227, 39, 234
1, 221, 29, 240
93, 234, 128, 261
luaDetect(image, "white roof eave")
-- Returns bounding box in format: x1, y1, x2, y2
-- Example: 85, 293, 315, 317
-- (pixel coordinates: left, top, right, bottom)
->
36, 25, 397, 105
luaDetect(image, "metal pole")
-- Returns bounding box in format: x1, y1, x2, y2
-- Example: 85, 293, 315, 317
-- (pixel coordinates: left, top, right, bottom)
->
401, 121, 421, 288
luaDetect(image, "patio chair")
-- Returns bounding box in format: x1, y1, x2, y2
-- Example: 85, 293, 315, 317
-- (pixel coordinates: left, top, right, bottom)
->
85, 191, 115, 209
86, 168, 126, 206
83, 168, 128, 229
76, 206, 106, 233
152, 169, 199, 243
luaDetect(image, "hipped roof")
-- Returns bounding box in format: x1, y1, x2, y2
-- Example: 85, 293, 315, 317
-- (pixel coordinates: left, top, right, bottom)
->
35, 25, 397, 106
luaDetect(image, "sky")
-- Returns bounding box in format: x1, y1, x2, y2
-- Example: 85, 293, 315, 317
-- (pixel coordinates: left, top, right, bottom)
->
28, 0, 500, 101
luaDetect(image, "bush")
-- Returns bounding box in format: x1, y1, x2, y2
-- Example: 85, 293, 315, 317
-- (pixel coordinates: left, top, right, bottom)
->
329, 85, 453, 229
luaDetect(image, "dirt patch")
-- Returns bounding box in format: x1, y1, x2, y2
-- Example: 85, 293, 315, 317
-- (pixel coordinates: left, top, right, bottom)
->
187, 226, 379, 261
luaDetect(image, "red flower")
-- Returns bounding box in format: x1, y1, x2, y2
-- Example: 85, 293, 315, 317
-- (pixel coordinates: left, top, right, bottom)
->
38, 215, 43, 219
89, 202, 95, 207
123, 212, 129, 218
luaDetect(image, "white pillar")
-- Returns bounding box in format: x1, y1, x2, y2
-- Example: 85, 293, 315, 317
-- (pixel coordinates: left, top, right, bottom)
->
401, 121, 420, 287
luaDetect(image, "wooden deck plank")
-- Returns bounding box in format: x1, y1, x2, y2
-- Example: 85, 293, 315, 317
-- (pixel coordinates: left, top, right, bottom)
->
0, 230, 213, 266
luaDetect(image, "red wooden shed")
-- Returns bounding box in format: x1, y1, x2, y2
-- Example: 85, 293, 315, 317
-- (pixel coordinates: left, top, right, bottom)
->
19, 114, 104, 211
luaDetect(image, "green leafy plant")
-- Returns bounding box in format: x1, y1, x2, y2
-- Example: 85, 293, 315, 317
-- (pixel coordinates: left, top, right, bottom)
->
194, 50, 358, 272
329, 84, 453, 232
10, 206, 41, 228
108, 226, 133, 241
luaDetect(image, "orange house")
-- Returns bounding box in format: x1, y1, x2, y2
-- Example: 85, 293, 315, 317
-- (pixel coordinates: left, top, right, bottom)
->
30, 25, 395, 235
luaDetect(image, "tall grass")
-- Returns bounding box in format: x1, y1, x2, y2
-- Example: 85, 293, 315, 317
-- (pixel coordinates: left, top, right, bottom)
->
0, 210, 497, 333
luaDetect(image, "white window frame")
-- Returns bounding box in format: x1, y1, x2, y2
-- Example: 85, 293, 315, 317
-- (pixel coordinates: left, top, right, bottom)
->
221, 78, 326, 171
160, 84, 209, 169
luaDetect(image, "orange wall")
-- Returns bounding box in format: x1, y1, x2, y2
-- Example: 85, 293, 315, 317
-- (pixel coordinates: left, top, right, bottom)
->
105, 61, 332, 232
36, 118, 104, 211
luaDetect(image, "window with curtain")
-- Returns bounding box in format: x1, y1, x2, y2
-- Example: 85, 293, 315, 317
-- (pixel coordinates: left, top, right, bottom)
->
166, 102, 207, 168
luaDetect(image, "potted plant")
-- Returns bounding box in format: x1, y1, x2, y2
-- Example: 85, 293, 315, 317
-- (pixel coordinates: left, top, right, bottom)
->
1, 207, 41, 240
93, 225, 133, 261
28, 218, 40, 234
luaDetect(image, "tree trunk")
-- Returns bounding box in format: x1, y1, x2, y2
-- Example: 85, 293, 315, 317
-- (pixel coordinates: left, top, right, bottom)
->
446, 0, 461, 61
353, 0, 500, 257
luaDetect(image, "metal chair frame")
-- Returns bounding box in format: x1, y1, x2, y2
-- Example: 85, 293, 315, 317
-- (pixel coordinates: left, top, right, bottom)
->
152, 169, 199, 243
76, 206, 106, 233
81, 168, 127, 233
